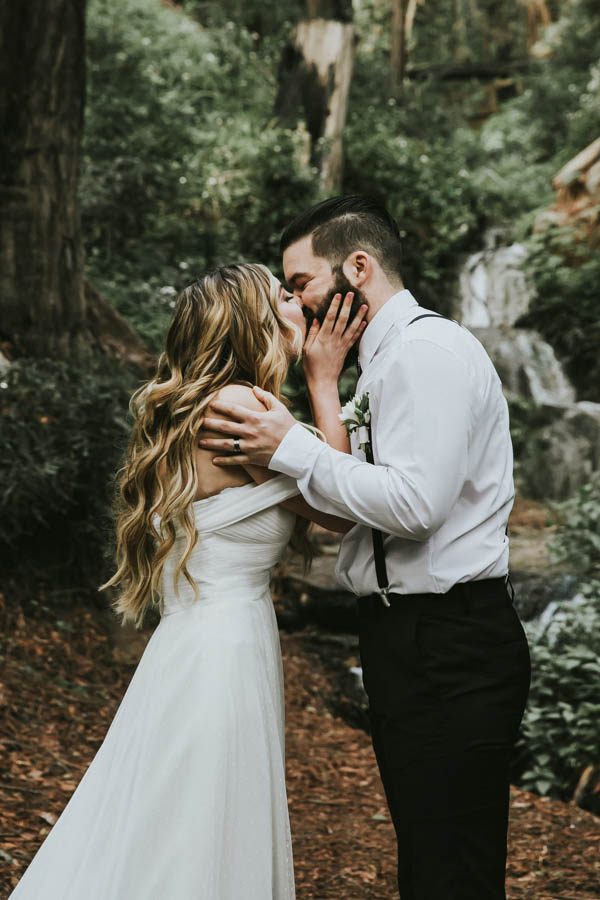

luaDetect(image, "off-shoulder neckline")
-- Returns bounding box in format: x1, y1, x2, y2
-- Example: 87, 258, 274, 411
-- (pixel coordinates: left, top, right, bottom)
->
152, 475, 290, 520
191, 479, 258, 506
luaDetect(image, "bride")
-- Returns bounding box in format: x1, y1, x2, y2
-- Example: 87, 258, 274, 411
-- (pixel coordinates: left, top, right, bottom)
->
9, 263, 364, 900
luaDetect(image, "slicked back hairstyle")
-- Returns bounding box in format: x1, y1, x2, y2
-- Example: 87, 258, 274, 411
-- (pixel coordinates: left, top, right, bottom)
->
279, 195, 403, 281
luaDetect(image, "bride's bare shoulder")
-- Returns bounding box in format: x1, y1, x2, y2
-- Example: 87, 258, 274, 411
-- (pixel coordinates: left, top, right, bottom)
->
211, 383, 266, 414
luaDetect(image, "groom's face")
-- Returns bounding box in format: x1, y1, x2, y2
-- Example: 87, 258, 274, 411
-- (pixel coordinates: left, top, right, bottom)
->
282, 234, 368, 331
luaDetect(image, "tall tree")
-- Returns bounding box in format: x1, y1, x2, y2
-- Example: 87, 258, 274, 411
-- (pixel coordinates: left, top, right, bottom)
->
525, 0, 552, 49
0, 0, 87, 357
0, 0, 152, 369
275, 0, 355, 193
390, 0, 407, 89
390, 0, 424, 89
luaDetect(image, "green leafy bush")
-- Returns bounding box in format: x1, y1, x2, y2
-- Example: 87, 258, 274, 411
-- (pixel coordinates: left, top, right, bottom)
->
0, 355, 136, 587
517, 587, 600, 799
506, 396, 558, 493
181, 0, 303, 37
343, 110, 486, 312
518, 227, 600, 401
83, 0, 317, 349
516, 475, 600, 799
549, 473, 600, 580
467, 0, 600, 227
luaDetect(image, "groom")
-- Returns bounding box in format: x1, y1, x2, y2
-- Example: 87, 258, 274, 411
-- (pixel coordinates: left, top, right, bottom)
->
199, 196, 531, 899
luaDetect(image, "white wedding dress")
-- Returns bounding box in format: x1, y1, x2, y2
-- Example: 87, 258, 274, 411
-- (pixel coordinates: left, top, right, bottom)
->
10, 474, 300, 900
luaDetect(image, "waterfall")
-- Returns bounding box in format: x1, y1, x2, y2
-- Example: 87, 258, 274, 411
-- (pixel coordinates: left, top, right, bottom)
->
459, 242, 530, 328
456, 234, 600, 500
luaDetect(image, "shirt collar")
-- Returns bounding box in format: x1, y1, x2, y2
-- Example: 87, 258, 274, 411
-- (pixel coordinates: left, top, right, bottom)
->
358, 289, 418, 370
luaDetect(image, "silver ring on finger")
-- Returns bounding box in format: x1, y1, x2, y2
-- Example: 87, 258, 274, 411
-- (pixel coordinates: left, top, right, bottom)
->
232, 437, 242, 454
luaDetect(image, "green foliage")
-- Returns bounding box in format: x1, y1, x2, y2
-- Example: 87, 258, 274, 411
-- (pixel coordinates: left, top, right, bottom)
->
468, 0, 600, 226
354, 0, 529, 71
347, 4, 494, 311
517, 475, 600, 799
83, 0, 317, 349
507, 396, 557, 491
83, 0, 599, 351
0, 355, 136, 586
181, 0, 303, 37
343, 107, 485, 311
518, 227, 600, 401
518, 585, 600, 799
549, 473, 600, 580
516, 0, 600, 163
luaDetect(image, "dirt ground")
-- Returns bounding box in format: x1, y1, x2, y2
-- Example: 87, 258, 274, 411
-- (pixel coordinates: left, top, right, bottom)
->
1, 598, 599, 899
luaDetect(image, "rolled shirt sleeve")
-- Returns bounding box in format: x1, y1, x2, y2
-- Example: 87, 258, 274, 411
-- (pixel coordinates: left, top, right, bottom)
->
269, 340, 474, 541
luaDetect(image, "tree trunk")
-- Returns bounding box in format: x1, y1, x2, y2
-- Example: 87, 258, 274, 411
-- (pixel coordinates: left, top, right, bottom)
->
0, 0, 87, 358
275, 1, 355, 193
390, 0, 407, 91
525, 0, 552, 49
84, 282, 157, 377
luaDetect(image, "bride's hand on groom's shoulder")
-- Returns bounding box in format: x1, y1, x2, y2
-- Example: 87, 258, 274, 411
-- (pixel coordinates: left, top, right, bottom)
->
303, 292, 367, 388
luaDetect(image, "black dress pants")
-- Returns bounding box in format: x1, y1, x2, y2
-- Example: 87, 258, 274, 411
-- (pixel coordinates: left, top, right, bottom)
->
357, 578, 531, 900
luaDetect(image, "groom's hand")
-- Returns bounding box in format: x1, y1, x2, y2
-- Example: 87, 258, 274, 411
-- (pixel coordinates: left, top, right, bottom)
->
198, 387, 297, 467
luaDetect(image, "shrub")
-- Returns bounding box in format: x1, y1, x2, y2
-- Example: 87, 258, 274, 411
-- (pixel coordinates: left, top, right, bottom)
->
549, 473, 600, 579
343, 109, 486, 312
518, 227, 600, 402
83, 0, 317, 347
516, 475, 600, 800
517, 586, 600, 799
0, 355, 136, 588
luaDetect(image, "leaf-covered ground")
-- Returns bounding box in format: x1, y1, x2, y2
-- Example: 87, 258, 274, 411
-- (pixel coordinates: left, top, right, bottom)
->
1, 598, 599, 898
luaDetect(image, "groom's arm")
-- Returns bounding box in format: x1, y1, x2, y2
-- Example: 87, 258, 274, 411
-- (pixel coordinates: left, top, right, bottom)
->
268, 341, 473, 541
211, 384, 355, 534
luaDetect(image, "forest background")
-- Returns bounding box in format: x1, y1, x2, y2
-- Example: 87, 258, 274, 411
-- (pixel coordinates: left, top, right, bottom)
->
1, 0, 599, 844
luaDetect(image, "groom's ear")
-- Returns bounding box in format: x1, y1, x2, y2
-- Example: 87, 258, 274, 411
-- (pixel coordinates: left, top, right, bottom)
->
343, 250, 370, 287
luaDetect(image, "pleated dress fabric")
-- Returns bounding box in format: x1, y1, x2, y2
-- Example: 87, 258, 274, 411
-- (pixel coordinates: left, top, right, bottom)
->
10, 475, 300, 900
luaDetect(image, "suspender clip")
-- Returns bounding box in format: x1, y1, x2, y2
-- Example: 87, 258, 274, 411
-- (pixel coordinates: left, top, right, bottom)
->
379, 586, 391, 607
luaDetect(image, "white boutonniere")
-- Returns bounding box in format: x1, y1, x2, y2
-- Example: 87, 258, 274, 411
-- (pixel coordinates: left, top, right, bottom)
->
339, 392, 371, 452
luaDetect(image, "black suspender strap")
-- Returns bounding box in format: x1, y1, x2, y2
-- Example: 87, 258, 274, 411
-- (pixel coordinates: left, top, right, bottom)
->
357, 310, 457, 605
363, 422, 391, 605
407, 313, 457, 326
356, 356, 389, 604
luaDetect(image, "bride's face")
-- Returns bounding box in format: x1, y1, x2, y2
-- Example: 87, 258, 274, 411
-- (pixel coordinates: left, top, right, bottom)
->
276, 281, 307, 347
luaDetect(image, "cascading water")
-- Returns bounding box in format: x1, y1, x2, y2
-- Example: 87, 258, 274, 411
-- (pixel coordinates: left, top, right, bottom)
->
456, 235, 600, 500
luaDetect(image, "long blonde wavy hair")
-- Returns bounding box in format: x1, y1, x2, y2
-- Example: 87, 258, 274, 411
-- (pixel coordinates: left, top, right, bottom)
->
99, 263, 307, 628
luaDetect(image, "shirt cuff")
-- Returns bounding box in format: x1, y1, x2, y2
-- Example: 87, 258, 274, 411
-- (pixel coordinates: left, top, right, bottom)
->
268, 422, 325, 478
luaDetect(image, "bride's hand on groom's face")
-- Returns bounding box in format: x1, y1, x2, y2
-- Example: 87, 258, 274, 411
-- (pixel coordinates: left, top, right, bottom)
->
303, 292, 367, 387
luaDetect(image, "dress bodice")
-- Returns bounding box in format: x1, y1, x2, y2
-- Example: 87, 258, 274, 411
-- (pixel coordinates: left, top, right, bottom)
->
152, 475, 299, 617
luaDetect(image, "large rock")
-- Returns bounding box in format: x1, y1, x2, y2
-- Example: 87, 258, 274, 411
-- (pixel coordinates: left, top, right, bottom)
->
518, 401, 600, 500
511, 573, 579, 621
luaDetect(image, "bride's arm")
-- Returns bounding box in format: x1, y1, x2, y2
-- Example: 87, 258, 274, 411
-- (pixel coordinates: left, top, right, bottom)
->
242, 462, 353, 534
210, 384, 354, 534
305, 382, 349, 453
302, 291, 367, 453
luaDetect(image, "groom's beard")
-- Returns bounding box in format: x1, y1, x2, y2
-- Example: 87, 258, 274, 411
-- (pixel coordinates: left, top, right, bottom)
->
303, 268, 368, 371
309, 268, 368, 327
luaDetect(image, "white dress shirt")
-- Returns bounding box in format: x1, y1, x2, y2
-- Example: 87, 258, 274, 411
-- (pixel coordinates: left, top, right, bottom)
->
269, 289, 514, 597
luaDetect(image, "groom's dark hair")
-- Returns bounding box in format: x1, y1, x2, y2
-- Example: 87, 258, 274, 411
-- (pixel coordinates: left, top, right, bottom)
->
279, 195, 403, 281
